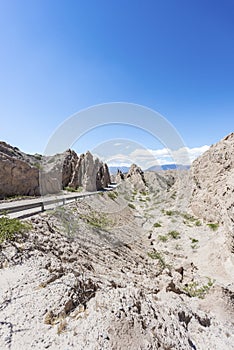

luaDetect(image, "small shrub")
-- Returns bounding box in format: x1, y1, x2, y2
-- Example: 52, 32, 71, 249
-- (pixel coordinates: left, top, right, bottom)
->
182, 213, 196, 222
153, 222, 162, 228
0, 216, 32, 243
34, 154, 42, 160
81, 212, 113, 230
207, 223, 219, 231
107, 191, 118, 200
64, 186, 77, 192
158, 235, 168, 242
195, 220, 202, 226
168, 230, 180, 239
191, 243, 199, 250
128, 203, 136, 209
183, 278, 215, 299
147, 250, 166, 269
140, 191, 147, 196
170, 192, 177, 199
165, 210, 174, 216
190, 237, 199, 244
33, 162, 42, 169
64, 186, 82, 193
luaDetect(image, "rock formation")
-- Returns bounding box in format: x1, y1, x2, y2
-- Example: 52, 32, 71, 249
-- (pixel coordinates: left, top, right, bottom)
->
190, 132, 234, 250
0, 141, 40, 198
0, 141, 111, 198
115, 169, 125, 183
116, 164, 147, 191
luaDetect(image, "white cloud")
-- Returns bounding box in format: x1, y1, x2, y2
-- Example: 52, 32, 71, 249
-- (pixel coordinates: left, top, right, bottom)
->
108, 162, 132, 167
101, 145, 210, 169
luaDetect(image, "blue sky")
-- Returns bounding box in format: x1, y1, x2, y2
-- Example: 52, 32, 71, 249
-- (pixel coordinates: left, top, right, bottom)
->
0, 0, 233, 165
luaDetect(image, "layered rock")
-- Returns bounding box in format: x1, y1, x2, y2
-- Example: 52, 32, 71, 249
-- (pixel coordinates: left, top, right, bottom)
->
0, 142, 111, 198
190, 133, 234, 250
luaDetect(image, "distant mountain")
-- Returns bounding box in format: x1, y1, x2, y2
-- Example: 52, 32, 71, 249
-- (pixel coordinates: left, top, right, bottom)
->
109, 164, 190, 174
146, 164, 190, 171
109, 166, 130, 174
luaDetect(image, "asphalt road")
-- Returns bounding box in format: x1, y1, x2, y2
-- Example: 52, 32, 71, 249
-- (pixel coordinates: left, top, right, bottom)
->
0, 184, 118, 219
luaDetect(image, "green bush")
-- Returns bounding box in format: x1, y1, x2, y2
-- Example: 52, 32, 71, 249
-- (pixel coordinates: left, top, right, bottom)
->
0, 216, 32, 244
147, 250, 166, 269
107, 191, 118, 200
158, 235, 168, 242
195, 220, 202, 226
33, 162, 42, 169
153, 222, 162, 228
81, 212, 113, 230
64, 186, 83, 193
168, 230, 180, 239
170, 192, 177, 199
34, 154, 42, 160
190, 237, 199, 244
183, 278, 215, 299
165, 210, 174, 216
128, 203, 136, 209
207, 223, 219, 231
182, 213, 196, 222
140, 191, 148, 196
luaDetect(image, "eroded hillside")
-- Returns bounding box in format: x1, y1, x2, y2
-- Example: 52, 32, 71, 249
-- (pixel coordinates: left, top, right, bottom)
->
0, 176, 233, 349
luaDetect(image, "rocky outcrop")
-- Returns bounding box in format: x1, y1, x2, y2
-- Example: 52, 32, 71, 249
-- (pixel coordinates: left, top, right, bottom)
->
0, 141, 111, 198
190, 133, 234, 250
116, 164, 147, 191
115, 169, 125, 183
0, 141, 40, 198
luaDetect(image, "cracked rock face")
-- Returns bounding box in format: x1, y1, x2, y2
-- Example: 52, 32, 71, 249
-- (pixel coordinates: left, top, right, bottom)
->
190, 133, 234, 250
0, 142, 111, 198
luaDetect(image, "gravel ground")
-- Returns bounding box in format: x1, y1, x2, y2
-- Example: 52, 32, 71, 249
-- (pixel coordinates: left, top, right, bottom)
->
0, 177, 233, 349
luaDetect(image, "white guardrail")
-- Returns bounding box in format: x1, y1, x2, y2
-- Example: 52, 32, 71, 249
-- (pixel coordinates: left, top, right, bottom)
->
0, 184, 118, 219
